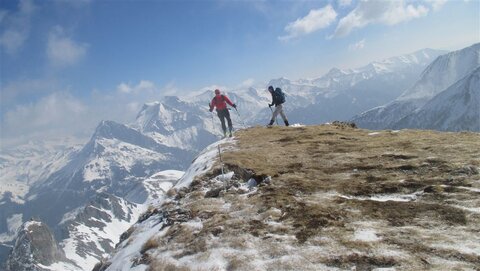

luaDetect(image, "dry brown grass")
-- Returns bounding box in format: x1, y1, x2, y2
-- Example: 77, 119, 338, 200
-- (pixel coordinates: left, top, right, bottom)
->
142, 125, 480, 270
141, 237, 160, 254
221, 125, 479, 268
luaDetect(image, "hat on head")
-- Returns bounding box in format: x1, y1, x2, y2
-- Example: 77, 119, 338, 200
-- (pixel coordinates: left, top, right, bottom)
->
268, 86, 274, 92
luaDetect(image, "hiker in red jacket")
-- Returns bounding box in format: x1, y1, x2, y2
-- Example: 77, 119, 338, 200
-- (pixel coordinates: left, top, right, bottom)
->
209, 89, 237, 137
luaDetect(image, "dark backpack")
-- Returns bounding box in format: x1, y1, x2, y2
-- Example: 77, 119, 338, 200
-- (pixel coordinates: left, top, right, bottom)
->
274, 88, 286, 104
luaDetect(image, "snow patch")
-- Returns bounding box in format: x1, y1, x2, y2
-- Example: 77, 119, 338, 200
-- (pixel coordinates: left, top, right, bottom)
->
353, 229, 381, 242
37, 261, 79, 271
339, 191, 422, 202
175, 139, 234, 189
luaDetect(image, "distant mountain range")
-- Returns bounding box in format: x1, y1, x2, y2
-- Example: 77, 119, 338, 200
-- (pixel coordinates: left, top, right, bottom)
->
352, 43, 480, 131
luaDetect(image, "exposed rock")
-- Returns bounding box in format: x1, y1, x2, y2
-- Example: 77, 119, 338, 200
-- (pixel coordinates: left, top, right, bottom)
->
7, 220, 71, 271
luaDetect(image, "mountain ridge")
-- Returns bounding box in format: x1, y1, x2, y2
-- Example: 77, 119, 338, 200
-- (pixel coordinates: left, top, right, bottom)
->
100, 125, 480, 271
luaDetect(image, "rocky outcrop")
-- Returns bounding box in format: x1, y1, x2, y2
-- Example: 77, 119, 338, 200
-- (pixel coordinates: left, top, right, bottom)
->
7, 220, 70, 271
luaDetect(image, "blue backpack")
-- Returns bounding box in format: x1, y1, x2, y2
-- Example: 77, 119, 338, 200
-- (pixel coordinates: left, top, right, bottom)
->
274, 88, 286, 104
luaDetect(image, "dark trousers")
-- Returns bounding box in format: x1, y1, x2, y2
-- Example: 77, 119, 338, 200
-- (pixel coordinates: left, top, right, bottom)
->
217, 109, 233, 133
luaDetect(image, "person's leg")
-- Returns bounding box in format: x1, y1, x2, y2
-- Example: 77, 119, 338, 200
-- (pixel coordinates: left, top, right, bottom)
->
217, 110, 227, 136
225, 110, 233, 135
272, 105, 281, 120
278, 105, 289, 126
268, 110, 275, 125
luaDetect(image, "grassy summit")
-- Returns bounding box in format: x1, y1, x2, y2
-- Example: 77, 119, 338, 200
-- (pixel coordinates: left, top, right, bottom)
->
110, 124, 480, 271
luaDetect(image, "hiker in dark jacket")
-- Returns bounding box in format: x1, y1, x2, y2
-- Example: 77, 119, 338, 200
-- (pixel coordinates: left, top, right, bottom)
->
209, 89, 236, 137
268, 85, 289, 126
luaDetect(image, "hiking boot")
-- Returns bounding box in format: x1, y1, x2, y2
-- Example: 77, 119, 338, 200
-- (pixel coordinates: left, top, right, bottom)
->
285, 120, 289, 126
229, 132, 233, 137
267, 120, 274, 126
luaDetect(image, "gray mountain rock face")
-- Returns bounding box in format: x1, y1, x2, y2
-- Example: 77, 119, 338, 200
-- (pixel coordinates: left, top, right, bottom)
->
7, 220, 71, 271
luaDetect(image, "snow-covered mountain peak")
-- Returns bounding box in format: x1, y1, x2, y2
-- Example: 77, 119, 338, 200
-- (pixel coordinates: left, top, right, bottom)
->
325, 67, 351, 78
267, 77, 292, 87
398, 43, 480, 101
134, 101, 188, 134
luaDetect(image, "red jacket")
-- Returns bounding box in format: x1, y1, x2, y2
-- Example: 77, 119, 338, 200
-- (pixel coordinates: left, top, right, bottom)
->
210, 94, 234, 111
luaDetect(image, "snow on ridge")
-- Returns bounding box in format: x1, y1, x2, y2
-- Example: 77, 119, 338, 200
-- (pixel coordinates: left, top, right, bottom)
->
175, 138, 234, 189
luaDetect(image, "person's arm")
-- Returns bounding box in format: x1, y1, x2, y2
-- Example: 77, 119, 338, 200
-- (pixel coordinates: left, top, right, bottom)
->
209, 98, 215, 111
224, 96, 236, 108
269, 93, 274, 107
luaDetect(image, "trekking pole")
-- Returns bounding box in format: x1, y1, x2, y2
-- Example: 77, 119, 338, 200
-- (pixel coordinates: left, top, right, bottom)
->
269, 106, 279, 125
234, 108, 247, 129
211, 111, 222, 138
210, 110, 226, 189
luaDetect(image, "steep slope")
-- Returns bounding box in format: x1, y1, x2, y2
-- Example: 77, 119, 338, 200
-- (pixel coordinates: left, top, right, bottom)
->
394, 67, 480, 131
58, 193, 145, 271
353, 43, 480, 129
101, 125, 480, 270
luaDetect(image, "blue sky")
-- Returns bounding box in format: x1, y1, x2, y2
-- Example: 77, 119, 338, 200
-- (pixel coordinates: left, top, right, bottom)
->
0, 0, 479, 144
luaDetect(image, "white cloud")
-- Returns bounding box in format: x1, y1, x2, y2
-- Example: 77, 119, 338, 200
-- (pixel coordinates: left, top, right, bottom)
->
116, 80, 157, 94
279, 5, 338, 41
47, 26, 88, 66
339, 0, 353, 7
237, 78, 255, 88
425, 0, 447, 11
1, 79, 169, 145
333, 0, 430, 38
2, 92, 88, 139
1, 78, 59, 104
0, 0, 36, 54
349, 39, 366, 51
200, 85, 229, 92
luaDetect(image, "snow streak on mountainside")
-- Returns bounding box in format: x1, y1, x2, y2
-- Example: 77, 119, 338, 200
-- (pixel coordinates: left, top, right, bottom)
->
394, 67, 480, 131
59, 193, 145, 271
353, 43, 480, 130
